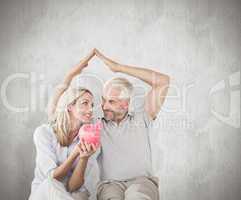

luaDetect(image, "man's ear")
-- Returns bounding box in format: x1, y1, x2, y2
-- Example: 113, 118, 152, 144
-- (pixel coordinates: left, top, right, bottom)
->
120, 100, 129, 110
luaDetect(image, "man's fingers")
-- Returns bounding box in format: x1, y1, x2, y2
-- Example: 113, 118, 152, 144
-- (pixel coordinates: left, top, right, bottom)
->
93, 50, 118, 68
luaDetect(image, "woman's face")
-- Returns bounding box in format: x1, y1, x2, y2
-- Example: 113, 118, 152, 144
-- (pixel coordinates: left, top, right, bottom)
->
69, 92, 94, 123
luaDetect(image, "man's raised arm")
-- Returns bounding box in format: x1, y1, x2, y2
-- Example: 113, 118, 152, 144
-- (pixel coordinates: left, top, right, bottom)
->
95, 49, 170, 120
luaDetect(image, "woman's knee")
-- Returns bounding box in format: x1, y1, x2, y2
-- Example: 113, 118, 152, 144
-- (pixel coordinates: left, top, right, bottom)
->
71, 190, 89, 200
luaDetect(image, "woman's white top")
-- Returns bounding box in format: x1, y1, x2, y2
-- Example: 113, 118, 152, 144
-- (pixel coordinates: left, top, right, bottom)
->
30, 124, 96, 194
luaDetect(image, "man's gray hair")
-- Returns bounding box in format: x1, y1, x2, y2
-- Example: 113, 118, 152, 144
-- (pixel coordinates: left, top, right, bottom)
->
103, 77, 134, 99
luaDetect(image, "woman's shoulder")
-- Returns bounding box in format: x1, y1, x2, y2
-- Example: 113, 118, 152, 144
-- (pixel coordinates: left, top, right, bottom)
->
33, 124, 55, 142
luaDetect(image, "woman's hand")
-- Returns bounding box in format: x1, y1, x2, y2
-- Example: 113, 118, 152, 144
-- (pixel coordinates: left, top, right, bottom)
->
68, 49, 96, 77
94, 49, 121, 73
47, 49, 96, 119
75, 139, 98, 158
66, 139, 98, 192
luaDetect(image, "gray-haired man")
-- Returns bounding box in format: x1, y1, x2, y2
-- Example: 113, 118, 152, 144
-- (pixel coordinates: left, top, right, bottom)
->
94, 49, 170, 200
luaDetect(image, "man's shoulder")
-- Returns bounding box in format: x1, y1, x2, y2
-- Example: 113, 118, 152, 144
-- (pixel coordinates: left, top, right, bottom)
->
131, 109, 154, 127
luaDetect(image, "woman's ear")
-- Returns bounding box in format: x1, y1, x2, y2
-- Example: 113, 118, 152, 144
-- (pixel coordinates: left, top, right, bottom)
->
67, 105, 72, 112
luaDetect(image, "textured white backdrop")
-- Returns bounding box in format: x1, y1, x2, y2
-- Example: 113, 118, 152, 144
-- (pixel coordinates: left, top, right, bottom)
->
0, 0, 240, 200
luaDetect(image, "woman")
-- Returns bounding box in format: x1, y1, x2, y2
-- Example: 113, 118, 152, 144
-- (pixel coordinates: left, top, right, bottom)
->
29, 49, 98, 200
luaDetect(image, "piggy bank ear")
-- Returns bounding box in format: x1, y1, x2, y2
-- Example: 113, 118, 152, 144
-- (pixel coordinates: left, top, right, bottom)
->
95, 120, 103, 130
82, 124, 91, 132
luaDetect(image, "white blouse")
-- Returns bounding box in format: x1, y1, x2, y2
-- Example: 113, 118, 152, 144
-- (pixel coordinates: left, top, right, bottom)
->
30, 124, 97, 195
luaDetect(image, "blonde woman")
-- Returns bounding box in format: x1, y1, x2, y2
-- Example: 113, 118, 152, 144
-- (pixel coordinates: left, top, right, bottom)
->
29, 49, 99, 200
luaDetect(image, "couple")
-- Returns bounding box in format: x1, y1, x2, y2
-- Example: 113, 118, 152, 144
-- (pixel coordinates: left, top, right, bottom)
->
28, 49, 170, 200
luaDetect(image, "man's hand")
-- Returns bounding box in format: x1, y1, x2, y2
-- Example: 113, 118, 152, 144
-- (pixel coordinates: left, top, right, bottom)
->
94, 49, 120, 73
94, 49, 170, 120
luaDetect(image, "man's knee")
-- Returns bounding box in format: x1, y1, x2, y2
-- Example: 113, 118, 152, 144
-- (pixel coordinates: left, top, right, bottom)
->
97, 182, 125, 200
125, 177, 159, 200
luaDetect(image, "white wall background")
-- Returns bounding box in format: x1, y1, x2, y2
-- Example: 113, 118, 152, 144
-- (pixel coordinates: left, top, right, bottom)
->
0, 0, 240, 200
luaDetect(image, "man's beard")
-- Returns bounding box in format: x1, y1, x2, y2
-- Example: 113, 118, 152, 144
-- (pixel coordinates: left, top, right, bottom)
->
103, 109, 127, 122
103, 110, 116, 120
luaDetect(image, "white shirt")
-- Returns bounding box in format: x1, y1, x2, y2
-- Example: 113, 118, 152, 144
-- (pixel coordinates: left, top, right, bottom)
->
30, 124, 96, 194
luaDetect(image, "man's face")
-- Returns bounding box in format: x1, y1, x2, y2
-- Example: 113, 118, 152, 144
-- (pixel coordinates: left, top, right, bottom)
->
101, 86, 129, 121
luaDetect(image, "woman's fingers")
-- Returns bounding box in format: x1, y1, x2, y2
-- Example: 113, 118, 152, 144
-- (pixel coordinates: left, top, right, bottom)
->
75, 143, 84, 157
94, 48, 100, 55
84, 140, 91, 152
79, 49, 96, 68
91, 143, 98, 152
77, 143, 83, 153
77, 139, 100, 158
81, 139, 95, 153
87, 50, 95, 61
80, 139, 87, 153
82, 62, 88, 68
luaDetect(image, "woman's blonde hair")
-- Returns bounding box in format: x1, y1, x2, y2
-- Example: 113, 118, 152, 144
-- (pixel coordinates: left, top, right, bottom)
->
50, 87, 92, 146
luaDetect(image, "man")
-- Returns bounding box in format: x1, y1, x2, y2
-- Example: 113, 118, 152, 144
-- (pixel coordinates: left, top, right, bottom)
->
94, 49, 170, 200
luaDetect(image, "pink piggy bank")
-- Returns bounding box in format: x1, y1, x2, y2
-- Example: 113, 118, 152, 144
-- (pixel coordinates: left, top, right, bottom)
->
78, 120, 102, 147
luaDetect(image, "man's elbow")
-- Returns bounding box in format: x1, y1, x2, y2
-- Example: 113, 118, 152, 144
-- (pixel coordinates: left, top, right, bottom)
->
154, 74, 170, 88
164, 75, 170, 84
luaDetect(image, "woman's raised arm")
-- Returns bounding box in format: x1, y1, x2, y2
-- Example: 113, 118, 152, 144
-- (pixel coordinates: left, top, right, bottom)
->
47, 49, 96, 120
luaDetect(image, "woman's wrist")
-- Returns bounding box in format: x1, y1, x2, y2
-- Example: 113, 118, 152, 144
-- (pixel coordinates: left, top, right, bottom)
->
79, 156, 89, 162
69, 150, 79, 160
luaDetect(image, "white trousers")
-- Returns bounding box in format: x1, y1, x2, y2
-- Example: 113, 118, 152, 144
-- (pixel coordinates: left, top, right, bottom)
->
29, 177, 89, 200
